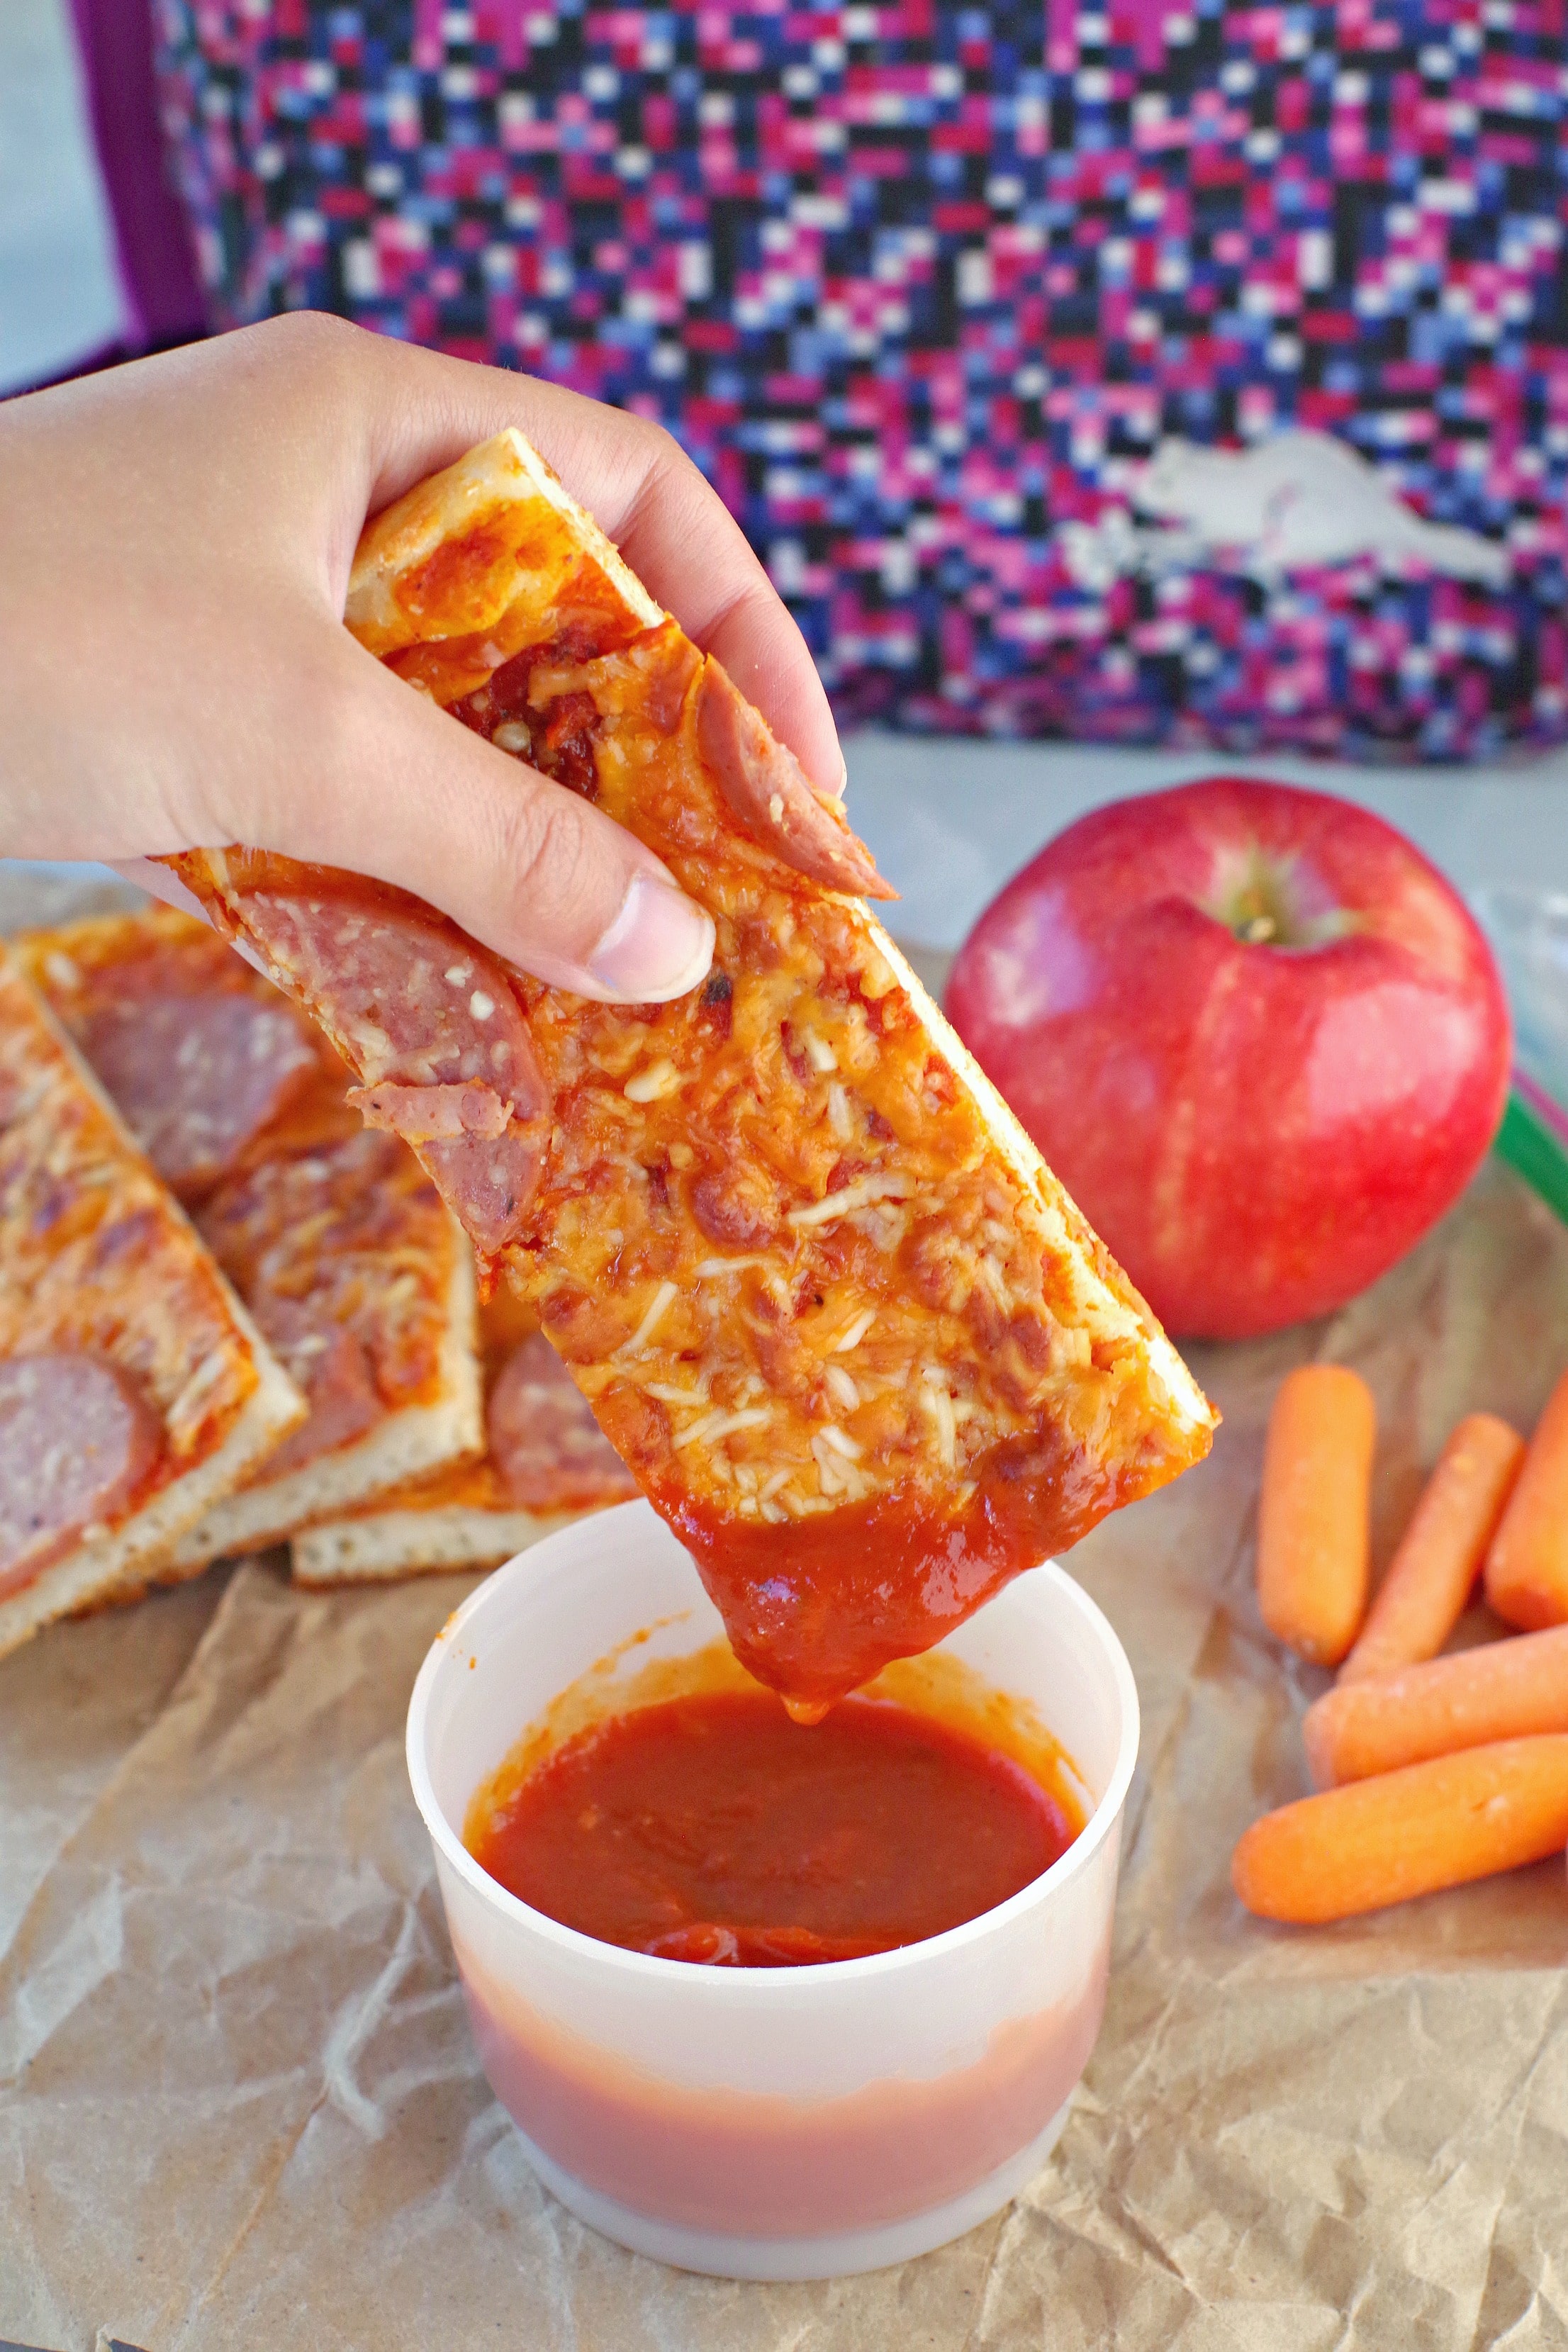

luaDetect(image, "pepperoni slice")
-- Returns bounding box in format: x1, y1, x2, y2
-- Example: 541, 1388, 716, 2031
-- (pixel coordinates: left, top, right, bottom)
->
422, 1131, 547, 1261
345, 1080, 511, 1141
695, 660, 895, 900
488, 1333, 638, 1513
237, 890, 549, 1255
691, 1163, 780, 1250
82, 994, 319, 1201
259, 1322, 383, 1477
0, 1354, 162, 1601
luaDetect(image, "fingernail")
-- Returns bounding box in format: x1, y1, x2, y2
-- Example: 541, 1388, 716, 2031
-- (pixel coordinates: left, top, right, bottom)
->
586, 873, 715, 1002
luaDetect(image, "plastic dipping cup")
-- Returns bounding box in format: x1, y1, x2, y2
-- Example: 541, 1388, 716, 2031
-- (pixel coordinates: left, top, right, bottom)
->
406, 1499, 1139, 2279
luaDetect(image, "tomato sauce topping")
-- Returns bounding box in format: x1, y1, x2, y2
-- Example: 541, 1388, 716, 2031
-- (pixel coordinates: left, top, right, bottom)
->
654, 1429, 1106, 1718
466, 1689, 1080, 1966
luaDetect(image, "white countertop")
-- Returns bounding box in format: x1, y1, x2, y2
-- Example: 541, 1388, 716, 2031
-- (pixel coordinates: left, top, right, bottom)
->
845, 733, 1568, 951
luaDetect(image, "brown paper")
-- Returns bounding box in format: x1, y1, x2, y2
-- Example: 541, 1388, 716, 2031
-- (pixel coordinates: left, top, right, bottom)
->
6, 883, 1568, 2345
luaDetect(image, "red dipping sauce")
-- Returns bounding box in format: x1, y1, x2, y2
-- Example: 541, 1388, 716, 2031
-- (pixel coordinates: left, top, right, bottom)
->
466, 1688, 1078, 1965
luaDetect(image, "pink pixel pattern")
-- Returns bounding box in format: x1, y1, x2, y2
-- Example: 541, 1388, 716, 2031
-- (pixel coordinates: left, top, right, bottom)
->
154, 0, 1568, 754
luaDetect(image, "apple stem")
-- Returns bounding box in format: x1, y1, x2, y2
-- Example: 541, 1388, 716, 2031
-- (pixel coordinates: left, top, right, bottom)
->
1206, 851, 1353, 951
1219, 866, 1297, 946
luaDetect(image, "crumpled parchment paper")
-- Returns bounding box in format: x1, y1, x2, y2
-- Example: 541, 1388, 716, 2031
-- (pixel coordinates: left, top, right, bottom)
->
5, 879, 1568, 2350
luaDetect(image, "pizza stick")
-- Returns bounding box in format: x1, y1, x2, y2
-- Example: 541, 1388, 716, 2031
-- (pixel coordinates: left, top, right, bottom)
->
0, 952, 303, 1655
165, 428, 1216, 1708
292, 1287, 635, 1585
20, 907, 483, 1565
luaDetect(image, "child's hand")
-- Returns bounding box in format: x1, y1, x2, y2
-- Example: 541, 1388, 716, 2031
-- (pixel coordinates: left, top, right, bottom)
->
0, 315, 845, 1001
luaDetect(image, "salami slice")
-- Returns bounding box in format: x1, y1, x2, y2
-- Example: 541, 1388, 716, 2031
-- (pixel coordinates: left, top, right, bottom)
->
82, 992, 318, 1199
260, 1321, 383, 1476
234, 888, 549, 1255
0, 1353, 163, 1601
345, 1080, 512, 1141
196, 1128, 449, 1476
695, 660, 895, 900
488, 1333, 638, 1513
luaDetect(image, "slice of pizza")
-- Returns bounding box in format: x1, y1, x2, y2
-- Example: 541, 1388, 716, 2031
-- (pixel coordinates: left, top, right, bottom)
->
292, 1289, 637, 1585
0, 951, 303, 1656
19, 907, 483, 1566
166, 427, 1217, 1711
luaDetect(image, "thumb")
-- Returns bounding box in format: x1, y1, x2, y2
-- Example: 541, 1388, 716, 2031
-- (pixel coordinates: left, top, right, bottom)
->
215, 629, 715, 1004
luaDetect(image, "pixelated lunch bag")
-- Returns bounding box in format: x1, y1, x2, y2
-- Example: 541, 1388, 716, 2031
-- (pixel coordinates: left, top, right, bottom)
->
153, 0, 1568, 754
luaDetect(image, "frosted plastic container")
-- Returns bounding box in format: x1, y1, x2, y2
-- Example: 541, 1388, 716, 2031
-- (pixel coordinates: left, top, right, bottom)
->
406, 1499, 1139, 2279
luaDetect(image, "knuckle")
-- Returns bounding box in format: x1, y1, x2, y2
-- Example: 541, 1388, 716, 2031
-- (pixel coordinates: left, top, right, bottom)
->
251, 309, 369, 381
634, 417, 685, 474
627, 417, 706, 514
489, 773, 605, 912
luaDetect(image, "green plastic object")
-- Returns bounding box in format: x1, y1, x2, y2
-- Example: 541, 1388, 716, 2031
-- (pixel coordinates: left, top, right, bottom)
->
1494, 1086, 1568, 1229
1468, 889, 1568, 1230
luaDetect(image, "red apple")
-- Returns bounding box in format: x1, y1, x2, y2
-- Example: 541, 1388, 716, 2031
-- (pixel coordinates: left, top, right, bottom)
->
945, 778, 1511, 1340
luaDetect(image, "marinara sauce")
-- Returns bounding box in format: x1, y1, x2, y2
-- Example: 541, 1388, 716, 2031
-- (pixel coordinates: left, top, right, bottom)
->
466, 1690, 1079, 1966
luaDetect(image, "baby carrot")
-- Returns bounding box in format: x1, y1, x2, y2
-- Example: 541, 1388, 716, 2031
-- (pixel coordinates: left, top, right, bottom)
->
1484, 1370, 1568, 1631
1305, 1623, 1568, 1785
1232, 1735, 1568, 1923
1338, 1413, 1524, 1685
1256, 1364, 1376, 1667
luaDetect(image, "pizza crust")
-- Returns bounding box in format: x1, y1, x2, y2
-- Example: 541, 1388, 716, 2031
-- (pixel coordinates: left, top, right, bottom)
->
291, 1503, 577, 1586
346, 427, 664, 658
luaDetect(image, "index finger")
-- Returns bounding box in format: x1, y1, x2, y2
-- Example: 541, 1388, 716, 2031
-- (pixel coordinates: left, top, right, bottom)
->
349, 331, 846, 797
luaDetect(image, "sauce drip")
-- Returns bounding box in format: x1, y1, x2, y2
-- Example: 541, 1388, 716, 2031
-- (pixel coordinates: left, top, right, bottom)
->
654, 1443, 1108, 1715
467, 1689, 1079, 1966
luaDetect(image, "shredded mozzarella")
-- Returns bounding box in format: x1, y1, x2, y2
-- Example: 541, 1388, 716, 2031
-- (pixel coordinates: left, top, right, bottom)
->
644, 1380, 709, 1407
673, 1405, 775, 1450
625, 1058, 681, 1103
788, 1175, 912, 1229
832, 1308, 878, 1353
624, 1279, 678, 1353
919, 1376, 958, 1470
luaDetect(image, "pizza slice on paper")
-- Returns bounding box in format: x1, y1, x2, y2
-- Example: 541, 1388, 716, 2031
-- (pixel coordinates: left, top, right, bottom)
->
0, 953, 303, 1656
292, 1287, 636, 1585
167, 428, 1217, 1709
20, 907, 483, 1566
